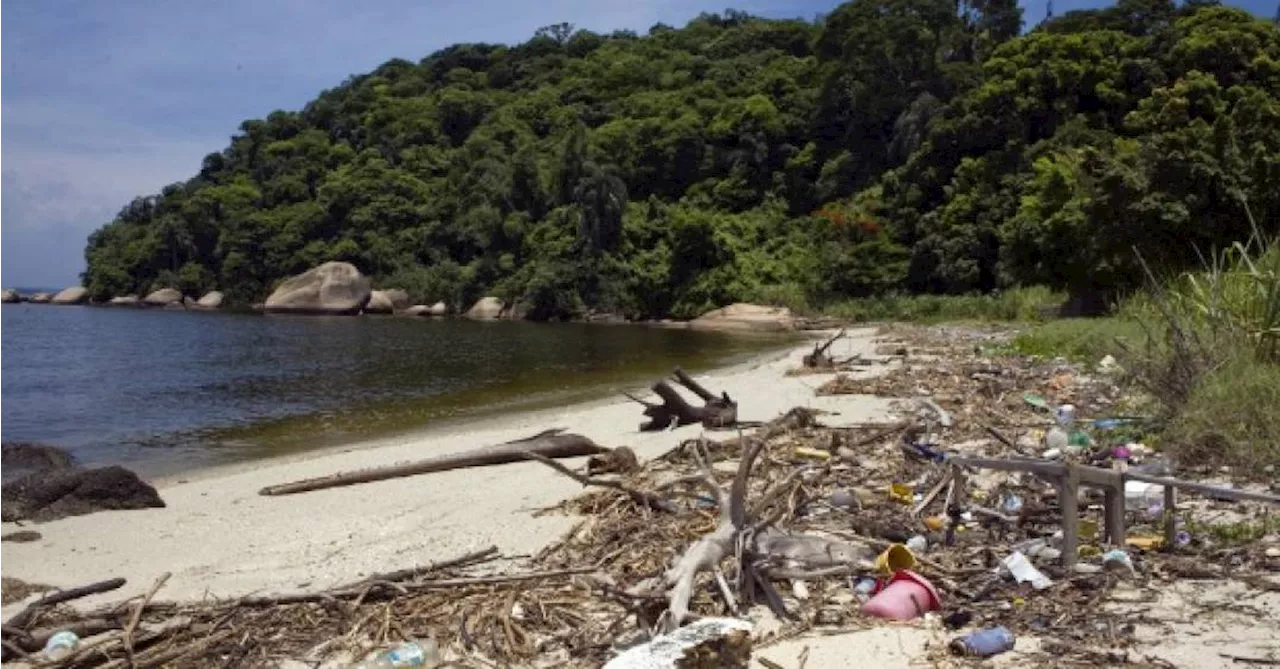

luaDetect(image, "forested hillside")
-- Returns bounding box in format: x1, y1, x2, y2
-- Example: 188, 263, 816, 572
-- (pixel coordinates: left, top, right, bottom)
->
82, 0, 1280, 318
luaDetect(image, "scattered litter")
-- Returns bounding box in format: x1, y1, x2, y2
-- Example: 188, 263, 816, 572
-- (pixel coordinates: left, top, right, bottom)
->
950, 626, 1015, 657
862, 570, 941, 620
1002, 551, 1053, 590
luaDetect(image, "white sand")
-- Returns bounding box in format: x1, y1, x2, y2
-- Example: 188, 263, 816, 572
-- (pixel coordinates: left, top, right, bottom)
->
1, 329, 898, 615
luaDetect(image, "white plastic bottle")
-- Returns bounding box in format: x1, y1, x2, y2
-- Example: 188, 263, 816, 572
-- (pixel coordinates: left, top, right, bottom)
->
354, 640, 440, 669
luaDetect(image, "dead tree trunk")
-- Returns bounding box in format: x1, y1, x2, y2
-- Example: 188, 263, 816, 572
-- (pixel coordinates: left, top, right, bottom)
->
259, 430, 608, 496
802, 329, 846, 368
628, 368, 737, 431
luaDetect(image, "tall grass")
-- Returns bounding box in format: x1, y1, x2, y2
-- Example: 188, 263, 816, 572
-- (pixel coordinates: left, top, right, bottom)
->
1119, 214, 1280, 469
819, 286, 1065, 323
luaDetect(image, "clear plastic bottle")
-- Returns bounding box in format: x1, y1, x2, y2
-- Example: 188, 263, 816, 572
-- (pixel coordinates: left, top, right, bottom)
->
353, 640, 440, 669
43, 630, 79, 661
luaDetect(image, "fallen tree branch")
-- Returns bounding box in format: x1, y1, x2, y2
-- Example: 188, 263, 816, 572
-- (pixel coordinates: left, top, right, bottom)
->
4, 577, 127, 631
632, 369, 738, 431
260, 431, 608, 495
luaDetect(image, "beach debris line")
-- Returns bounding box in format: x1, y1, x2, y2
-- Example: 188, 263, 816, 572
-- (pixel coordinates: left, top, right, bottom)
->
9, 325, 1280, 667
627, 368, 737, 431
258, 428, 610, 496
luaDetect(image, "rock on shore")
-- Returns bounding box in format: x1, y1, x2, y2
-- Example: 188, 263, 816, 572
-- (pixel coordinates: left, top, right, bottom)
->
690, 303, 796, 333
144, 288, 184, 306
2, 289, 21, 303
51, 286, 90, 304
264, 262, 371, 315
1, 466, 165, 522
465, 296, 506, 320
195, 291, 224, 309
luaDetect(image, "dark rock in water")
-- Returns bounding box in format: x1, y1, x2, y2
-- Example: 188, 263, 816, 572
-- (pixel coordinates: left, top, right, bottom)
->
2, 443, 76, 473
2, 443, 78, 489
1, 466, 165, 522
1, 530, 42, 543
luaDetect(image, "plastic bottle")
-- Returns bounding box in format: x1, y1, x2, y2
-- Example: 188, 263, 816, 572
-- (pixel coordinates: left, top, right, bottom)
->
353, 640, 440, 669
949, 626, 1015, 657
43, 630, 79, 661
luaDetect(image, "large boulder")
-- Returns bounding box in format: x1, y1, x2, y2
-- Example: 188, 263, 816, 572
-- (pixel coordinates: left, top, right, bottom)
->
1, 289, 20, 303
384, 289, 411, 311
428, 301, 447, 316
364, 290, 395, 314
690, 303, 796, 333
51, 286, 89, 304
402, 304, 430, 317
108, 295, 140, 306
29, 292, 53, 304
265, 262, 371, 315
143, 287, 183, 306
195, 291, 224, 309
1, 466, 165, 522
465, 296, 505, 320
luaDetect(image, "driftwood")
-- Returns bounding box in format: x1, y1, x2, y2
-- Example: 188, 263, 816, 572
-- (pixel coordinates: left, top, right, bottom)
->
802, 329, 847, 368
636, 409, 872, 631
3, 577, 126, 630
628, 368, 737, 431
259, 429, 609, 496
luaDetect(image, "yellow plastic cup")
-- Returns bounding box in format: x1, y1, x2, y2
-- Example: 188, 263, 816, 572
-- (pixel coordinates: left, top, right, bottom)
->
874, 543, 918, 577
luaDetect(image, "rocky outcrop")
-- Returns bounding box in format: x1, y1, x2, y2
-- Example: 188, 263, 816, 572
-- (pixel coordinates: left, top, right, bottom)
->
1, 466, 164, 522
51, 286, 89, 304
403, 301, 447, 317
143, 288, 183, 306
364, 290, 395, 314
2, 443, 75, 483
29, 292, 53, 304
689, 303, 796, 333
465, 296, 506, 320
384, 289, 411, 311
195, 291, 224, 309
108, 295, 141, 306
264, 262, 371, 315
163, 297, 195, 310
1, 289, 20, 303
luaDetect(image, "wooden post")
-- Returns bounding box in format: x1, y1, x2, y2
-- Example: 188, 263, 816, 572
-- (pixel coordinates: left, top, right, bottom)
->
1163, 485, 1178, 551
1104, 487, 1126, 547
1059, 464, 1079, 568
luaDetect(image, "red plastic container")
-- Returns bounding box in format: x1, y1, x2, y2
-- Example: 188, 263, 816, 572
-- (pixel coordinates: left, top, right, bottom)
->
861, 570, 942, 620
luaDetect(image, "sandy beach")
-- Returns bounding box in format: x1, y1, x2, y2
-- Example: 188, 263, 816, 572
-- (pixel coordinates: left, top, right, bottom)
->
6, 326, 1277, 669
1, 329, 897, 613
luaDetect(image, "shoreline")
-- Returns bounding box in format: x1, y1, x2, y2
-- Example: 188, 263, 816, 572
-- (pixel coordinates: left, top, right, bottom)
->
151, 338, 803, 488
1, 328, 899, 615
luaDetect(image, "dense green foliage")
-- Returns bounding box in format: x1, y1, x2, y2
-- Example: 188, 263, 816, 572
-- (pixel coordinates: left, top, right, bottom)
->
83, 1, 1280, 318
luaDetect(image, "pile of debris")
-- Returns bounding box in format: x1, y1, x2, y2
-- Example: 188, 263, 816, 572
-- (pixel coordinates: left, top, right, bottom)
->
4, 326, 1279, 668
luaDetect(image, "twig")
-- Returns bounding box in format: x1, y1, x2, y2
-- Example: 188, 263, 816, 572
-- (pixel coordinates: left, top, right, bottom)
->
399, 567, 599, 591
1221, 653, 1280, 665
4, 577, 127, 630
123, 572, 170, 666
521, 450, 681, 514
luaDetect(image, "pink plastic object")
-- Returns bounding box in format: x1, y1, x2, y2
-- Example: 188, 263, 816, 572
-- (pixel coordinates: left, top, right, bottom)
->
861, 570, 942, 620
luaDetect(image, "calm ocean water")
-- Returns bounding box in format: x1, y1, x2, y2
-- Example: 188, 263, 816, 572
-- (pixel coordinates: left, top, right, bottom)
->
1, 304, 790, 477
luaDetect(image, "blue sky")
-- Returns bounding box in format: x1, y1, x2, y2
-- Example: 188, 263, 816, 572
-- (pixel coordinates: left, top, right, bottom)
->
1, 0, 1272, 288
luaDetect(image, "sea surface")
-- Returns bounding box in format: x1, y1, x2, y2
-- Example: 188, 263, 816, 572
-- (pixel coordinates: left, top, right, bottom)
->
1, 304, 793, 477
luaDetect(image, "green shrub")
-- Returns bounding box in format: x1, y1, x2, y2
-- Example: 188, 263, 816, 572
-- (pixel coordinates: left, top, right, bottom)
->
820, 286, 1066, 323
1162, 354, 1280, 470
